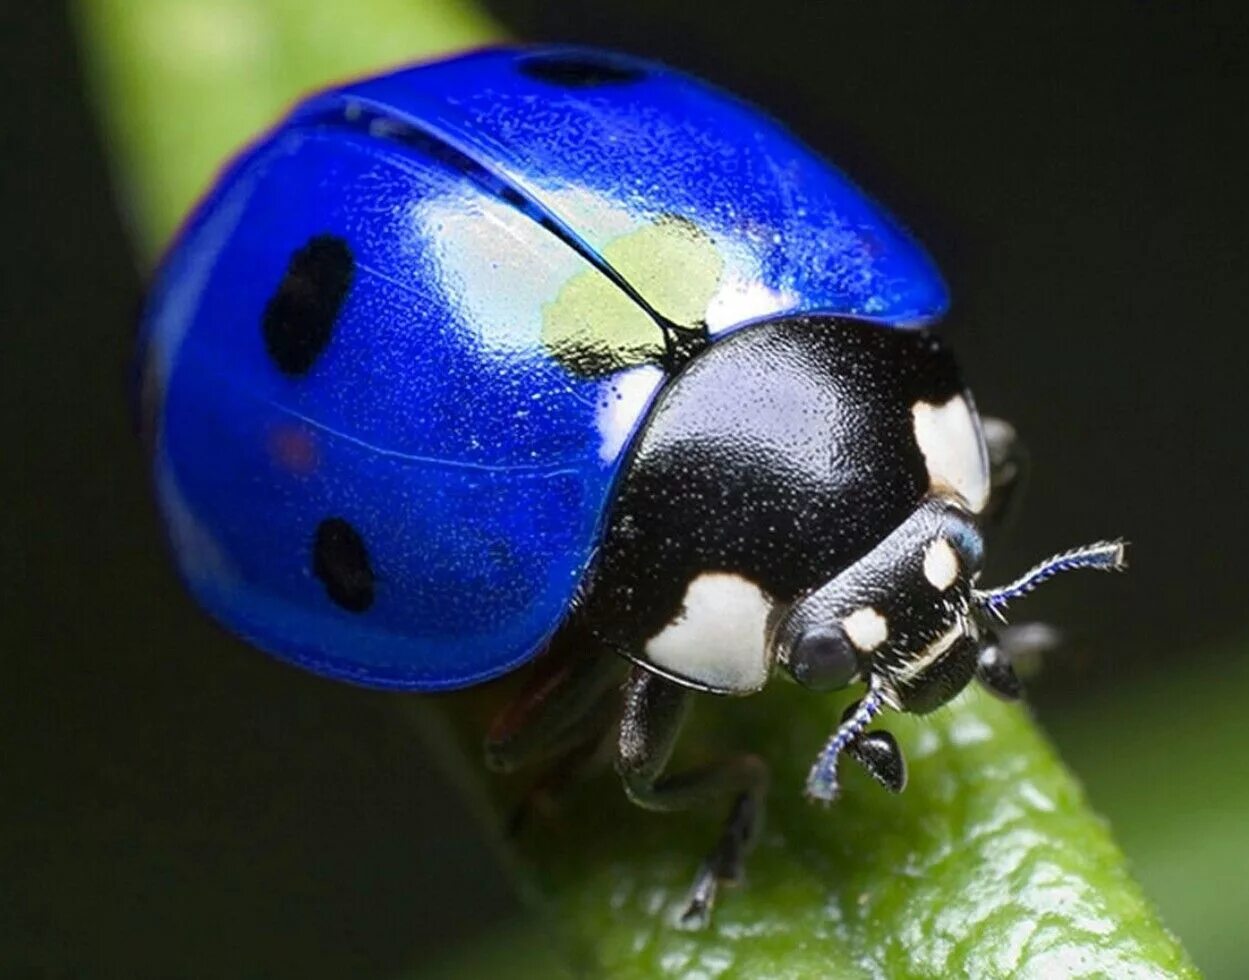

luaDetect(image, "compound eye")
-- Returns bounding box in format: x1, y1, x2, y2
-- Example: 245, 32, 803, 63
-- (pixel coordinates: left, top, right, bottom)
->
790, 625, 861, 692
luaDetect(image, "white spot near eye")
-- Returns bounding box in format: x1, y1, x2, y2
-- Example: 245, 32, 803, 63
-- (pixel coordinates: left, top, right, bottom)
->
923, 538, 960, 591
644, 573, 773, 693
911, 395, 990, 513
843, 607, 889, 652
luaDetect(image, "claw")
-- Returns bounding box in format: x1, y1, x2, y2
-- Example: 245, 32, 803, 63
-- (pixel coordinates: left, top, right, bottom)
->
847, 729, 907, 793
677, 864, 718, 929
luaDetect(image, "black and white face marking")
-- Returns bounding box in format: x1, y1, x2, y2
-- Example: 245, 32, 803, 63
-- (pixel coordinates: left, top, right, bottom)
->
803, 535, 1126, 801
775, 499, 987, 714
576, 315, 970, 694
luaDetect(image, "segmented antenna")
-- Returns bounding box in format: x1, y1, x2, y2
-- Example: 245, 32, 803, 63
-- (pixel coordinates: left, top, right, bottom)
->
974, 540, 1127, 620
805, 676, 887, 803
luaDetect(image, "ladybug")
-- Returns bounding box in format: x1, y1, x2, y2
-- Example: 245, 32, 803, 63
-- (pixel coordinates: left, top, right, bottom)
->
139, 45, 1125, 925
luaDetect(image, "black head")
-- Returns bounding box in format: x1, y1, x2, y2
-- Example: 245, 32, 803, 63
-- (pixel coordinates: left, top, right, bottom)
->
775, 497, 1126, 800
774, 499, 987, 714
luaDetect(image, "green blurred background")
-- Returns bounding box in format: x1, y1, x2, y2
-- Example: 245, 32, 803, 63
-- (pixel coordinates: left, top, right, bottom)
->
4, 1, 1248, 976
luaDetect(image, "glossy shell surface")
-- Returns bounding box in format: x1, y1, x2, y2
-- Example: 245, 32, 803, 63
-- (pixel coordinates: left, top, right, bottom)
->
140, 45, 947, 690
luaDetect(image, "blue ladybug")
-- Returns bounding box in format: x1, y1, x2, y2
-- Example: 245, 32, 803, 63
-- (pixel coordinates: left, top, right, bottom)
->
140, 45, 1124, 924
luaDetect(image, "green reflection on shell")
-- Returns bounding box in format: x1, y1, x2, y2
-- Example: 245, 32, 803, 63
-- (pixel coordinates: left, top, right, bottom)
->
541, 216, 725, 376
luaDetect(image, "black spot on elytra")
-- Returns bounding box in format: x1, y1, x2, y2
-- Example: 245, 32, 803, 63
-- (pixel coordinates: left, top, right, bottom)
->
518, 52, 646, 88
313, 517, 374, 612
262, 234, 354, 374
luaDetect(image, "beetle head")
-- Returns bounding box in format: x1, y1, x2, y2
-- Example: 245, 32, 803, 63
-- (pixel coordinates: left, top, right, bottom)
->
772, 498, 1125, 800
775, 499, 988, 713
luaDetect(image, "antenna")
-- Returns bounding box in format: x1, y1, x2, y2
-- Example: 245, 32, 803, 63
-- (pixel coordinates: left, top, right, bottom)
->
806, 675, 888, 802
974, 540, 1127, 620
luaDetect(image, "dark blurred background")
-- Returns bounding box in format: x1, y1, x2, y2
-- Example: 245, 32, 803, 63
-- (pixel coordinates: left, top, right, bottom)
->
5, 2, 1248, 976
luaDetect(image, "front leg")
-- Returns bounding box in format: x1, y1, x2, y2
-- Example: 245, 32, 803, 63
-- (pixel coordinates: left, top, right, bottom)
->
485, 626, 625, 775
616, 666, 769, 927
975, 622, 1062, 700
485, 628, 626, 834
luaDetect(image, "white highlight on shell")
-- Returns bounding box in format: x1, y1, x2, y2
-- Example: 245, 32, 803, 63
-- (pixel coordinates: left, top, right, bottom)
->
416, 192, 584, 354
147, 188, 252, 391
705, 277, 790, 334
923, 537, 960, 591
155, 442, 233, 586
843, 607, 889, 652
523, 181, 641, 253
911, 394, 991, 513
644, 572, 773, 693
596, 365, 665, 462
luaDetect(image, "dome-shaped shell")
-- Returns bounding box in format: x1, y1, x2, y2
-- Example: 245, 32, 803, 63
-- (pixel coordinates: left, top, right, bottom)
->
139, 46, 947, 690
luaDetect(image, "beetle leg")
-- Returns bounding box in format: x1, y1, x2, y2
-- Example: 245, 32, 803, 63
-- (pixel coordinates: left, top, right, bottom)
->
981, 416, 1029, 535
485, 628, 626, 775
505, 702, 617, 837
616, 666, 769, 928
975, 623, 1061, 700
975, 640, 1023, 701
846, 728, 907, 793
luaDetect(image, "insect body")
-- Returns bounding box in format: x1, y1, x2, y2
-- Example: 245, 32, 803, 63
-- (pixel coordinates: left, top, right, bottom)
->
140, 45, 1124, 924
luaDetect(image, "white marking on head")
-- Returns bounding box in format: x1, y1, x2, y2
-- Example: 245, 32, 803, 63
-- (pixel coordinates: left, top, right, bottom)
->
893, 620, 965, 684
923, 538, 960, 591
644, 573, 774, 693
843, 607, 889, 652
911, 395, 990, 513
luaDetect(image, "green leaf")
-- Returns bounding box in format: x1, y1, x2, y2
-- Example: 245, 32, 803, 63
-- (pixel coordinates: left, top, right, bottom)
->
414, 683, 1197, 978
74, 0, 498, 260
76, 2, 1198, 975
1045, 639, 1249, 979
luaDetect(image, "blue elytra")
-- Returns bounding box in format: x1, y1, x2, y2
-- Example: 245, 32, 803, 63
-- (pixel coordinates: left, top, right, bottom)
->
139, 45, 949, 691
